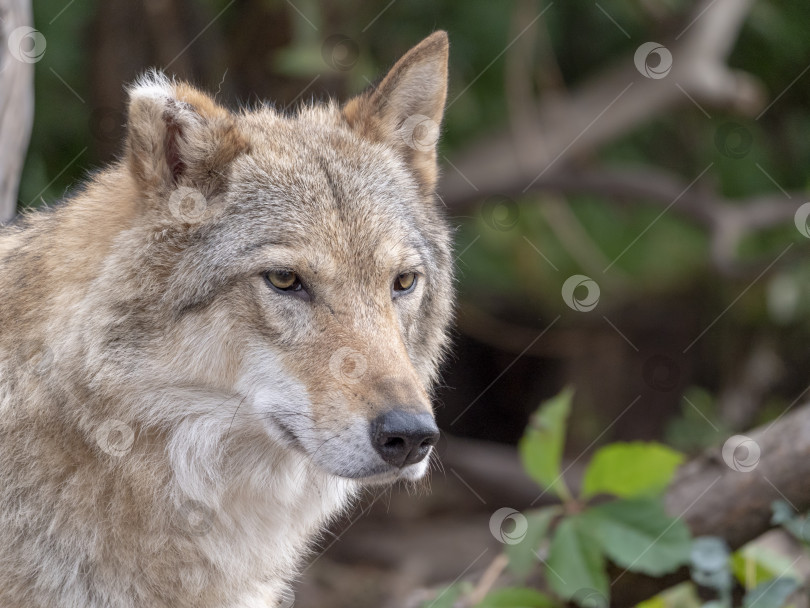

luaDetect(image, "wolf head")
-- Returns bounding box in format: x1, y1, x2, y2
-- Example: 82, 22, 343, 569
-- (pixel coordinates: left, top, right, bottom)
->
100, 32, 453, 485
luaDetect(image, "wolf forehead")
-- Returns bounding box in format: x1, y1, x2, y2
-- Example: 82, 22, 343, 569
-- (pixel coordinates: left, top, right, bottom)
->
122, 31, 453, 309
224, 107, 434, 251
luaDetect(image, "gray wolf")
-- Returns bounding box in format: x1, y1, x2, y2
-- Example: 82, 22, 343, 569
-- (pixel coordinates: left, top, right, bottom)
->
0, 31, 452, 607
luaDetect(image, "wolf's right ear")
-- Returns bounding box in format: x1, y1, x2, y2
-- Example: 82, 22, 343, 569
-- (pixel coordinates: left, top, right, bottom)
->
343, 31, 449, 194
125, 72, 249, 199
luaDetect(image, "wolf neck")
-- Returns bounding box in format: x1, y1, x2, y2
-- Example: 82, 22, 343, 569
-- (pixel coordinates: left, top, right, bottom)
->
102, 384, 359, 599
163, 417, 358, 601
84, 389, 357, 601
166, 401, 358, 536
196, 430, 357, 584
0, 165, 139, 334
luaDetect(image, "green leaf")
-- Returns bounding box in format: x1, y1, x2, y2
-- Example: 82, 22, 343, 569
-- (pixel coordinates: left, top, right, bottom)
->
731, 545, 799, 588
771, 500, 810, 543
690, 537, 733, 592
581, 442, 684, 499
476, 588, 555, 608
635, 582, 700, 608
691, 536, 730, 573
771, 500, 795, 526
504, 507, 560, 579
743, 578, 800, 608
519, 388, 574, 499
581, 498, 691, 576
546, 515, 609, 602
634, 596, 666, 608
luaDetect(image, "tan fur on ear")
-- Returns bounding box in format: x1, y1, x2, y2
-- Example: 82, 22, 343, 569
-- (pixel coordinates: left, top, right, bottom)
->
343, 31, 449, 193
125, 73, 250, 199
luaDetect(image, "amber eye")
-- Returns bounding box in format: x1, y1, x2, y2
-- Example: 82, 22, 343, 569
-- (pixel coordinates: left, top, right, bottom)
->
265, 270, 302, 292
393, 272, 417, 294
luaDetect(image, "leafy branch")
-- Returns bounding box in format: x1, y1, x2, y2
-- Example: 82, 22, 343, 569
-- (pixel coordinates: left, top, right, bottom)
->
423, 390, 810, 608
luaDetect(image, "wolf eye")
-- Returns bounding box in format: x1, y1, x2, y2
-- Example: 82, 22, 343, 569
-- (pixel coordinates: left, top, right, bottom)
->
265, 270, 303, 293
393, 272, 417, 295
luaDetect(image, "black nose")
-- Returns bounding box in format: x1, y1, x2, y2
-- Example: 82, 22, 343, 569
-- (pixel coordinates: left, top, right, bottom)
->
370, 410, 439, 468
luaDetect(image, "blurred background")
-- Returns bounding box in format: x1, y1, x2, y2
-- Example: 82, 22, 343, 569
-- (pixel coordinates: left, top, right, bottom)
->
8, 0, 810, 605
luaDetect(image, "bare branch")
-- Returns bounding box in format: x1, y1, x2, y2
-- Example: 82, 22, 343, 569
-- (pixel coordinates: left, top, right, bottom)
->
446, 164, 802, 271
442, 0, 761, 207
439, 0, 783, 270
0, 0, 35, 223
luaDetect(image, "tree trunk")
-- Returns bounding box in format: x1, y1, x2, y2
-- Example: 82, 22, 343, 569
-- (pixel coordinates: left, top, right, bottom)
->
0, 0, 35, 223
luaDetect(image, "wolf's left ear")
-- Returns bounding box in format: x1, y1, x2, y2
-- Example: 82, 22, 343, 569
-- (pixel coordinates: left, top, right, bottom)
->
343, 31, 449, 193
125, 72, 249, 200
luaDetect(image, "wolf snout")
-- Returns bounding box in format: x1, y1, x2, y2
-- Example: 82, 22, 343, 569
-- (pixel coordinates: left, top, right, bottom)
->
370, 410, 439, 468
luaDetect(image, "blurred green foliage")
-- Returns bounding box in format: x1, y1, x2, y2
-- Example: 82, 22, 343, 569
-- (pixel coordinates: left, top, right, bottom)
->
430, 392, 809, 608
431, 391, 691, 607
